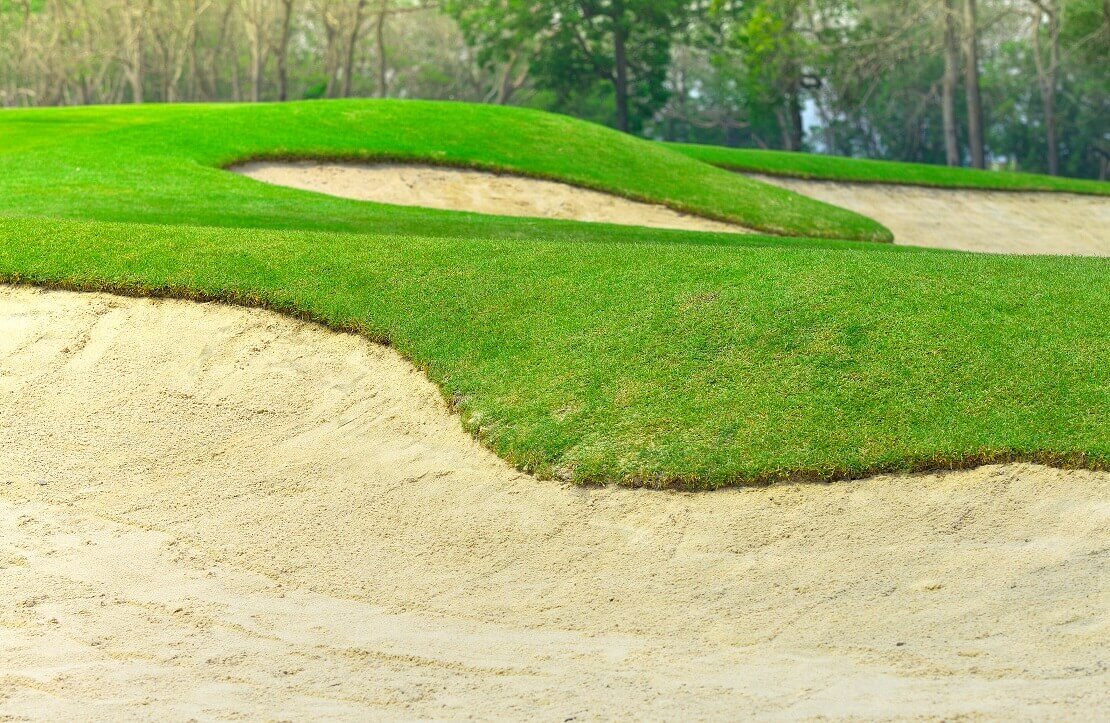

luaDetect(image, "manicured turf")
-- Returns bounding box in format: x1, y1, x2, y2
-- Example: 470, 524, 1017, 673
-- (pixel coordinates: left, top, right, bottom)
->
0, 100, 1107, 487
670, 143, 1110, 196
0, 101, 891, 242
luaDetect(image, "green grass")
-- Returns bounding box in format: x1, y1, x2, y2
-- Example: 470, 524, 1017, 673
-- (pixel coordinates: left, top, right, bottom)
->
670, 143, 1110, 196
0, 101, 891, 242
0, 100, 1107, 487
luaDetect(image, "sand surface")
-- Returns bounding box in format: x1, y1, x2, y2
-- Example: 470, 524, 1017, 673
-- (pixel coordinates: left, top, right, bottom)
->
750, 174, 1110, 255
234, 160, 1110, 255
1, 284, 1107, 720
234, 161, 750, 234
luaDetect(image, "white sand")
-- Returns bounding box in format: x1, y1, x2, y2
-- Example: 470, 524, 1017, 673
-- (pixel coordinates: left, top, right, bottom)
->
750, 174, 1110, 255
234, 160, 1110, 255
1, 284, 1107, 720
234, 161, 751, 234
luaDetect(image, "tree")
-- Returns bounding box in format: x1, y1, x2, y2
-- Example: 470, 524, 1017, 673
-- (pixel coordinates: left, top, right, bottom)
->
369, 1, 433, 98
444, 0, 546, 105
239, 0, 272, 103
963, 0, 986, 168
1027, 0, 1064, 175
0, 0, 1104, 180
313, 0, 370, 98
653, 2, 752, 146
727, 0, 808, 151
942, 0, 962, 166
111, 0, 154, 102
986, 0, 1107, 178
448, 0, 686, 133
275, 0, 295, 100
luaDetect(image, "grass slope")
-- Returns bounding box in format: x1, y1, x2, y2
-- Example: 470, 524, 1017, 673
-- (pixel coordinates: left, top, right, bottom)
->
0, 101, 890, 242
0, 100, 1107, 487
671, 143, 1110, 196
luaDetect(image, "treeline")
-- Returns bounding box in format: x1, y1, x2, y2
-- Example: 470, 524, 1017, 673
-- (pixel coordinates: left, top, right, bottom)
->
1, 0, 1106, 179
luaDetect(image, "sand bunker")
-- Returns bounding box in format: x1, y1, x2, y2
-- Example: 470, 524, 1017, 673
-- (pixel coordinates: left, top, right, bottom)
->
1, 285, 1107, 719
234, 161, 750, 234
751, 174, 1110, 255
236, 161, 1110, 254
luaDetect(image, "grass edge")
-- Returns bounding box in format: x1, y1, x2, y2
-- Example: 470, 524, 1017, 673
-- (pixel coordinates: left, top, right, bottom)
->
4, 273, 1102, 491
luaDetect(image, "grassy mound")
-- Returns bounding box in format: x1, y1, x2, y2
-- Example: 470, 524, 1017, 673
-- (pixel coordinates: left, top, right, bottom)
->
0, 100, 1106, 487
0, 100, 890, 242
671, 143, 1110, 196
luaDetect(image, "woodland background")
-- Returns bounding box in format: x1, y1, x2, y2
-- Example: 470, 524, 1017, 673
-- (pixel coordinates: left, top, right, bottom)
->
1, 0, 1106, 179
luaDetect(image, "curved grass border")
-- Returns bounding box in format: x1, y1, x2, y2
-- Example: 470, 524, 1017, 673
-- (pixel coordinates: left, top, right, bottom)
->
3, 274, 1103, 489
669, 143, 1110, 197
3, 216, 1106, 490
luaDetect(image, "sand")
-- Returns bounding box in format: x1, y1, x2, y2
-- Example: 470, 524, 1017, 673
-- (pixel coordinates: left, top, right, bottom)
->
234, 160, 1110, 255
1, 284, 1107, 720
234, 161, 751, 234
749, 174, 1110, 255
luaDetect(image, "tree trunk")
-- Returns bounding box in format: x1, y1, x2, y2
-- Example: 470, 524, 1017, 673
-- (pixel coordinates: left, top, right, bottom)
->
1030, 1, 1061, 174
775, 111, 790, 150
1035, 1, 1061, 175
494, 52, 529, 105
123, 2, 147, 104
128, 69, 144, 104
962, 0, 985, 168
277, 0, 294, 101
248, 38, 263, 102
341, 0, 369, 98
242, 0, 270, 103
942, 0, 961, 166
613, 20, 630, 133
778, 4, 803, 151
375, 1, 389, 97
323, 7, 338, 98
774, 90, 802, 152
188, 0, 201, 101
230, 34, 242, 101
1047, 6, 1060, 175
207, 0, 238, 101
788, 81, 803, 150
495, 51, 516, 105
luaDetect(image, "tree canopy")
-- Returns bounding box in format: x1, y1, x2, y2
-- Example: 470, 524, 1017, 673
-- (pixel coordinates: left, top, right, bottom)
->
1, 0, 1106, 178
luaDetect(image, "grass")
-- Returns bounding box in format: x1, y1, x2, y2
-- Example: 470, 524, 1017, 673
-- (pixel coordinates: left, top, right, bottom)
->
0, 100, 1107, 487
670, 143, 1110, 196
0, 100, 891, 242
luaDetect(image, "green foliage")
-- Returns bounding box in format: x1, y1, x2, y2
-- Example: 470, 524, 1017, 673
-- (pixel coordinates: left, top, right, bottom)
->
447, 0, 687, 132
687, 0, 814, 150
302, 80, 328, 101
983, 0, 1108, 178
0, 0, 47, 13
732, 2, 805, 143
3, 0, 1105, 179
658, 0, 1107, 180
